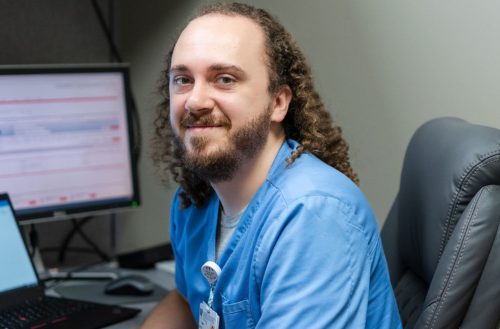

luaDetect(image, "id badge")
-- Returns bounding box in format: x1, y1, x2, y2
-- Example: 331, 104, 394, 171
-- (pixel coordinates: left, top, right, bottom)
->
199, 301, 220, 329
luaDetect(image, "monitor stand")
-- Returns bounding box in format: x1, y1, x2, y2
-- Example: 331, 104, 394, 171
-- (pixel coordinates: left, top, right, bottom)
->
32, 248, 46, 275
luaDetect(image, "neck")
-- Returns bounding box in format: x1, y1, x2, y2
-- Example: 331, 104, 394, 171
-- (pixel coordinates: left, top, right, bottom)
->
213, 124, 285, 217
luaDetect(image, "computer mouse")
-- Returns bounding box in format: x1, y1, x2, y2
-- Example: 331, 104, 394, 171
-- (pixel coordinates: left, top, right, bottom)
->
104, 275, 154, 296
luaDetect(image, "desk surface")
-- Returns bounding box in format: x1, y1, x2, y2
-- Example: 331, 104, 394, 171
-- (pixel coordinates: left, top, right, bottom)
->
46, 262, 176, 329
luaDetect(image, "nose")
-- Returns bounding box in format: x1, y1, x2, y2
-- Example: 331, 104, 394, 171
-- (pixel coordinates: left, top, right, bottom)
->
185, 81, 215, 114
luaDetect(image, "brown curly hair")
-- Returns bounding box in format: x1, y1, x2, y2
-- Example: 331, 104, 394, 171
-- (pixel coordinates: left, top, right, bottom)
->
150, 3, 359, 209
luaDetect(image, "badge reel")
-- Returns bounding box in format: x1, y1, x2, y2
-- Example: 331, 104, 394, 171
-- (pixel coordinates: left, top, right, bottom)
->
199, 261, 221, 329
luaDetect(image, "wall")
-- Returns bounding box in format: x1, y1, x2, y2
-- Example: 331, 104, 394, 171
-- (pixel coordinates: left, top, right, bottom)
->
0, 0, 113, 65
116, 0, 500, 251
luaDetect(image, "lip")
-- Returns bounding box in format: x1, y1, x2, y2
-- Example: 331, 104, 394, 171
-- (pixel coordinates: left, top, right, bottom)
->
187, 125, 222, 128
186, 125, 224, 134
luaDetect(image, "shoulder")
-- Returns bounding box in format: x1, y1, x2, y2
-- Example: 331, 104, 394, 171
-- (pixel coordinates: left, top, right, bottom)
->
269, 151, 371, 220
265, 149, 380, 252
170, 187, 215, 233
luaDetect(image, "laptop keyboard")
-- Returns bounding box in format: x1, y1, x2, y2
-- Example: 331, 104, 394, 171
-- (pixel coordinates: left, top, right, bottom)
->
0, 296, 97, 329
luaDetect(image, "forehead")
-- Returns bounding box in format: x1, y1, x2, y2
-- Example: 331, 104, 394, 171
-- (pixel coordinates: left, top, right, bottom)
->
171, 14, 267, 72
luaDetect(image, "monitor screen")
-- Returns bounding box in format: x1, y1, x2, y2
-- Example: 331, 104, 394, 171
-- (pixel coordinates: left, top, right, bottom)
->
0, 198, 38, 294
0, 65, 140, 223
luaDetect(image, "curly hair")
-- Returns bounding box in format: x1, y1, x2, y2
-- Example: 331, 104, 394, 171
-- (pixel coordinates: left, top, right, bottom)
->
150, 3, 359, 209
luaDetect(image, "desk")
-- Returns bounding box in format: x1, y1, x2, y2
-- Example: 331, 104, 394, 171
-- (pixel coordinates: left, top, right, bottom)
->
45, 262, 176, 329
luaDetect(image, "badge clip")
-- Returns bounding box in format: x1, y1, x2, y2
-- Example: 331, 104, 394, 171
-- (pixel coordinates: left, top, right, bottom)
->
201, 261, 221, 309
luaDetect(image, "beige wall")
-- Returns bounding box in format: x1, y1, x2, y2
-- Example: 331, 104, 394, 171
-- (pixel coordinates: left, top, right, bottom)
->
116, 1, 500, 252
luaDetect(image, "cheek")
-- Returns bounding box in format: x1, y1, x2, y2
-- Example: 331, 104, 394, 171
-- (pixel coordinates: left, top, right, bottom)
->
214, 91, 268, 120
169, 98, 184, 133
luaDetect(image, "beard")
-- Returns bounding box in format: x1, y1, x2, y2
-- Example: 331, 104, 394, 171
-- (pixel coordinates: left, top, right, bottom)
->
173, 106, 272, 184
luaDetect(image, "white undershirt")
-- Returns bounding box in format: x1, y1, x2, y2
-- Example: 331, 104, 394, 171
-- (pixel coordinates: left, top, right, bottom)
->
215, 206, 246, 261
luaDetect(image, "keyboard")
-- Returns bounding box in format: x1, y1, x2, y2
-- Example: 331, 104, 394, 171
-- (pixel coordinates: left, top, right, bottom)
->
0, 297, 98, 329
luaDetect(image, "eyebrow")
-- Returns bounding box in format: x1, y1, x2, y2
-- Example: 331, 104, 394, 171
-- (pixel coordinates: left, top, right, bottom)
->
170, 63, 248, 78
207, 63, 246, 75
170, 64, 189, 73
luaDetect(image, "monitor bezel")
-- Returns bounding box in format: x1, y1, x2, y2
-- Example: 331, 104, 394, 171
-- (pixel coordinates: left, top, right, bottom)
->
0, 64, 141, 224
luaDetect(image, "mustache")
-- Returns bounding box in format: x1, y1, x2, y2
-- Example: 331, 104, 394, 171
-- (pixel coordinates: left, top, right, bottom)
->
179, 112, 232, 129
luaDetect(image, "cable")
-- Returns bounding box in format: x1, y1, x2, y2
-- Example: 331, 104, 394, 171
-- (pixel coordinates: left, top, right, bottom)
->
58, 216, 93, 263
29, 224, 39, 259
90, 0, 122, 62
110, 212, 116, 254
130, 96, 142, 162
57, 217, 111, 264
71, 218, 112, 262
108, 0, 115, 63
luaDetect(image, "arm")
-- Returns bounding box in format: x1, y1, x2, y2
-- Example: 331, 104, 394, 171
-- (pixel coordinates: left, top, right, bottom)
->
256, 197, 372, 328
140, 288, 197, 329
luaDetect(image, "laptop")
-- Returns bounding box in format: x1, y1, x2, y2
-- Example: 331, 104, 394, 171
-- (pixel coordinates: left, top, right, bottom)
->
0, 193, 140, 329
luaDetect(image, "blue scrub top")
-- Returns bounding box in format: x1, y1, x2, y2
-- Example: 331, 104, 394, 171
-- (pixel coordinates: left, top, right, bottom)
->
170, 140, 402, 329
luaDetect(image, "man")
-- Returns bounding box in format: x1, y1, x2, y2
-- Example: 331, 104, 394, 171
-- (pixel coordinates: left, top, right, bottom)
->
146, 3, 402, 329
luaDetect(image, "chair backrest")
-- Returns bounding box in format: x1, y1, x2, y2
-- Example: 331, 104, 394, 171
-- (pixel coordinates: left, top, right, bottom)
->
381, 117, 500, 329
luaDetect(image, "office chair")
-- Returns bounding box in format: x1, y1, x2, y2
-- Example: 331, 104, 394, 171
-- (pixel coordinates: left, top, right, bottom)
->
381, 117, 500, 329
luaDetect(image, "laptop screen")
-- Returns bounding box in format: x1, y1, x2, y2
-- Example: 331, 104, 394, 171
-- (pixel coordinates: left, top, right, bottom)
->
0, 199, 38, 294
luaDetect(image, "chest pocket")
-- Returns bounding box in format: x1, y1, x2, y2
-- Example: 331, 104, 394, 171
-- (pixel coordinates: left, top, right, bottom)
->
222, 299, 255, 329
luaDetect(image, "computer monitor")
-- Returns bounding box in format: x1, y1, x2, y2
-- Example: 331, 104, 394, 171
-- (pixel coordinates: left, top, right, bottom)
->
0, 64, 140, 225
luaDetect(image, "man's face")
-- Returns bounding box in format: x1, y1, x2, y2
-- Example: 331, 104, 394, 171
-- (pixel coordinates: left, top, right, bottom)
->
169, 14, 274, 183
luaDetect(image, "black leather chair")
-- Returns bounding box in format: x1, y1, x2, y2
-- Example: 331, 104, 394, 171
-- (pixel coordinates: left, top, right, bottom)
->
381, 117, 500, 329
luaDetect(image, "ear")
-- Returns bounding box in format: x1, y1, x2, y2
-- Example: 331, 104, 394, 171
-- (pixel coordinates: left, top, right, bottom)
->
270, 85, 292, 123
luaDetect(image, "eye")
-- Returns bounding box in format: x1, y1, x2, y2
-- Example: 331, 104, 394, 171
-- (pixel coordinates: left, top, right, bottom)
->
173, 76, 192, 85
216, 76, 235, 85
